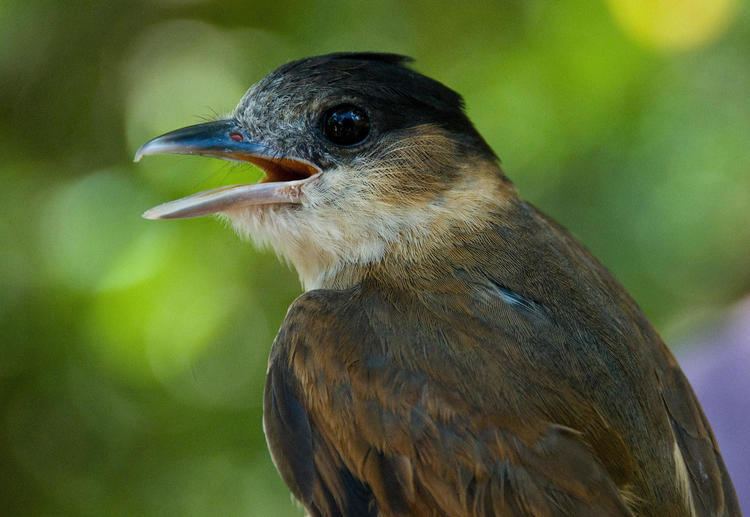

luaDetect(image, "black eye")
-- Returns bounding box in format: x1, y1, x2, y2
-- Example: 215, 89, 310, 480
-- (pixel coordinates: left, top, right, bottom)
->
321, 104, 370, 146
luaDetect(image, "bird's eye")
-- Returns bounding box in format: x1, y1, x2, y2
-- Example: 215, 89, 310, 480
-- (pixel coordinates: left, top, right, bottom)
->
321, 104, 370, 146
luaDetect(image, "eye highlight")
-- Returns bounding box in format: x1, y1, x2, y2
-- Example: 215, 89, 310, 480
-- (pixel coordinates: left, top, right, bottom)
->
321, 104, 370, 146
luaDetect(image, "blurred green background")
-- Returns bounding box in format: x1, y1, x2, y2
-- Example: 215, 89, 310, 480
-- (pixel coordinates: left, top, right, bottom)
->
1, 0, 749, 515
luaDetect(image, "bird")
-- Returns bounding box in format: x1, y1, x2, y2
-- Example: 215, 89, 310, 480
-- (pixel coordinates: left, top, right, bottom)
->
135, 53, 740, 516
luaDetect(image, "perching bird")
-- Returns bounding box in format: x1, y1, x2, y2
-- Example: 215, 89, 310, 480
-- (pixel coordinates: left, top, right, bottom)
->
135, 53, 740, 516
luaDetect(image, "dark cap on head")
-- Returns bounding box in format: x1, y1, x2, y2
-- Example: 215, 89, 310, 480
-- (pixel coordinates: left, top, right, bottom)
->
235, 52, 497, 165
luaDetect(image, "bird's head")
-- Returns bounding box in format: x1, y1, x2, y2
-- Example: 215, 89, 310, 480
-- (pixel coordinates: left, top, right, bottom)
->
136, 53, 512, 289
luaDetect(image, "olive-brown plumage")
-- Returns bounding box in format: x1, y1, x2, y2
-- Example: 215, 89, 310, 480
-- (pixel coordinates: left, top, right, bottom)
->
136, 53, 740, 516
265, 201, 738, 516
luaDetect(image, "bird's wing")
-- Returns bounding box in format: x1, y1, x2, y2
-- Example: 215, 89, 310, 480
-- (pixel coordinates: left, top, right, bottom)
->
656, 346, 741, 517
536, 206, 740, 516
264, 357, 376, 517
264, 291, 633, 517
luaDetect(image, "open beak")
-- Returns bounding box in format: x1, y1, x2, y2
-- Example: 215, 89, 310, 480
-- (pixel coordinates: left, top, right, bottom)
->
134, 120, 320, 220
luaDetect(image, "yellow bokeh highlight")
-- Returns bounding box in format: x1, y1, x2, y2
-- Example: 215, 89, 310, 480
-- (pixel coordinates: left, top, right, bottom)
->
607, 0, 741, 51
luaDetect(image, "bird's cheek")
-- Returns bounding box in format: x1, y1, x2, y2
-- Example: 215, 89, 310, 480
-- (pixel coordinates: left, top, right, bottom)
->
302, 168, 357, 207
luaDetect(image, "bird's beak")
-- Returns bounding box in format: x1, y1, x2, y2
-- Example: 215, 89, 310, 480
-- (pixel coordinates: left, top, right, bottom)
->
134, 119, 320, 220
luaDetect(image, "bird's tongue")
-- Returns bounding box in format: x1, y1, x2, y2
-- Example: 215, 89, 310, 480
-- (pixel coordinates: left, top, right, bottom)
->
142, 178, 310, 220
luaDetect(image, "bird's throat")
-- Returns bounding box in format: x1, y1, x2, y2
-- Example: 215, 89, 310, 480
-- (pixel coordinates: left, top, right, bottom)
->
305, 171, 517, 291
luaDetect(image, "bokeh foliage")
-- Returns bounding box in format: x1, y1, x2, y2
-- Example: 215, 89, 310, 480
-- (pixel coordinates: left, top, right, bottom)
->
1, 0, 748, 515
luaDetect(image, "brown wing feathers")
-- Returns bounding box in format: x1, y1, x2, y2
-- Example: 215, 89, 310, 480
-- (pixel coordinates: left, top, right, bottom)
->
265, 292, 634, 516
265, 357, 376, 516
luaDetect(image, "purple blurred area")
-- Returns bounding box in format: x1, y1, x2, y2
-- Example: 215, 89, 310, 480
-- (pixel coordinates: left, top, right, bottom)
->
679, 297, 750, 513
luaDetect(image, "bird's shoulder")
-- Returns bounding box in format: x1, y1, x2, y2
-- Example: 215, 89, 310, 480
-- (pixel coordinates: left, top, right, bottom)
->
265, 288, 635, 516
